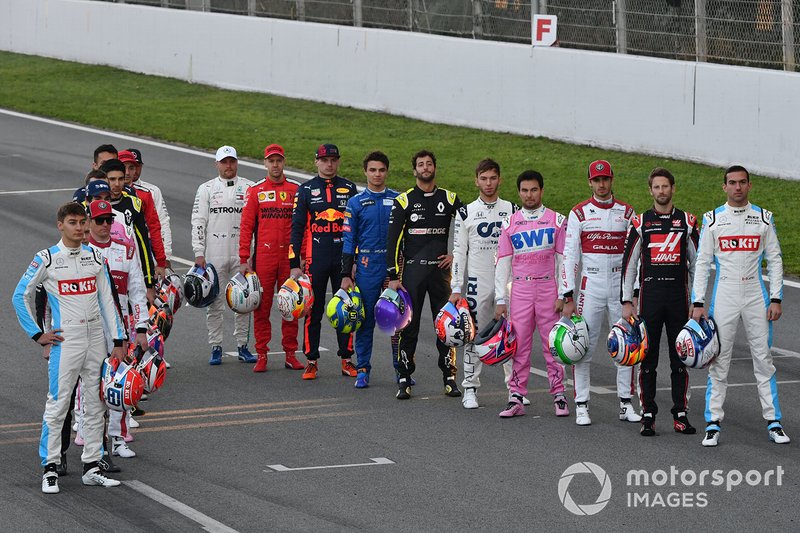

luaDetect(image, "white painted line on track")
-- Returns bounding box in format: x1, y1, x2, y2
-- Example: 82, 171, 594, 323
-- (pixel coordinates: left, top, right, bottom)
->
730, 347, 799, 361
124, 480, 239, 533
0, 187, 75, 195
264, 457, 395, 472
530, 367, 616, 395
657, 379, 800, 392
223, 347, 328, 358
0, 107, 314, 181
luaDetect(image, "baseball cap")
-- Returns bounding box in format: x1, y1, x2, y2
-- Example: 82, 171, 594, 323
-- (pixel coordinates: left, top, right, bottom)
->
127, 148, 144, 165
86, 180, 112, 199
588, 160, 614, 180
215, 145, 238, 162
315, 144, 340, 159
88, 199, 115, 219
117, 150, 139, 165
264, 144, 285, 159
72, 187, 87, 203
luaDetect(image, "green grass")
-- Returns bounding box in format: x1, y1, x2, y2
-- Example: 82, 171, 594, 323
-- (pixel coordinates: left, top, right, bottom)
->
1, 50, 798, 273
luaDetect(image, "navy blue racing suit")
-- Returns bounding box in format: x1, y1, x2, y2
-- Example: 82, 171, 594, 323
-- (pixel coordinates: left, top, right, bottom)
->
341, 187, 399, 372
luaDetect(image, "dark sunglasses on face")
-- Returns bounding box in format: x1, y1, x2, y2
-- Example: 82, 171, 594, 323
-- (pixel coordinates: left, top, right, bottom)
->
94, 216, 114, 225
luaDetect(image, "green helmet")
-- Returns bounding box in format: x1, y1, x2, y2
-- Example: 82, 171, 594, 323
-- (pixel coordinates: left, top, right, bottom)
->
548, 316, 590, 365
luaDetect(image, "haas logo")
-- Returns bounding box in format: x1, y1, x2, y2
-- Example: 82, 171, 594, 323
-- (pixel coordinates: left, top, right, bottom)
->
719, 235, 760, 252
58, 277, 97, 295
648, 232, 682, 263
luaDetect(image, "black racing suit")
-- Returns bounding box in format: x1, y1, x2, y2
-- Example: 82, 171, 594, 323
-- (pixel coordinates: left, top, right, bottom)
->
620, 207, 699, 417
386, 185, 464, 384
110, 192, 156, 288
289, 175, 357, 360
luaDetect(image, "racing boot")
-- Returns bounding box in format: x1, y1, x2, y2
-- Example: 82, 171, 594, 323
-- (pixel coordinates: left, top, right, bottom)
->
768, 421, 790, 444
253, 354, 268, 373
99, 436, 121, 473
238, 345, 257, 363
55, 453, 68, 477
396, 378, 412, 400
575, 403, 591, 426
355, 369, 370, 389
444, 377, 462, 398
209, 345, 222, 366
341, 359, 358, 377
302, 361, 318, 380
285, 353, 304, 370
619, 400, 642, 422
42, 464, 59, 494
641, 413, 656, 436
499, 395, 525, 418
554, 394, 570, 417
673, 412, 696, 434
702, 422, 721, 447
462, 388, 478, 409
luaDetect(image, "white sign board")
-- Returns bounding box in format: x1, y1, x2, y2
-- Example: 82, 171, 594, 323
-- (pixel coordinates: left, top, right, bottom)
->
532, 15, 558, 47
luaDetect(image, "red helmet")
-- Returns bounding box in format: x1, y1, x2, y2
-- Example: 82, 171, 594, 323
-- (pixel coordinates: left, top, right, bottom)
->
434, 298, 475, 347
475, 317, 517, 366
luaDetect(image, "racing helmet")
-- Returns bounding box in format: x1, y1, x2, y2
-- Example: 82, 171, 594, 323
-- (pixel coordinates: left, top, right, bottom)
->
434, 298, 475, 347
100, 357, 144, 412
474, 317, 517, 366
183, 263, 219, 308
226, 272, 263, 314
326, 287, 365, 334
607, 316, 649, 366
675, 317, 720, 369
374, 287, 413, 336
129, 344, 167, 394
110, 221, 136, 250
148, 303, 173, 341
278, 277, 305, 321
156, 271, 183, 315
146, 328, 165, 358
549, 316, 590, 365
297, 274, 314, 314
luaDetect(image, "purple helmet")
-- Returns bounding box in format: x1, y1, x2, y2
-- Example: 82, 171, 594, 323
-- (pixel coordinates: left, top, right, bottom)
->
375, 287, 413, 335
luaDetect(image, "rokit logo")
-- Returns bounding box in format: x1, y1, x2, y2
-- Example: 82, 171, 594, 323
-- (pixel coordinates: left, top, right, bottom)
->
719, 235, 760, 252
648, 232, 682, 263
58, 277, 97, 295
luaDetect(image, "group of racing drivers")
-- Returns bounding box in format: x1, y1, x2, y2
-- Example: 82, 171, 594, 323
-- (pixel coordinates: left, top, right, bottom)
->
14, 141, 789, 495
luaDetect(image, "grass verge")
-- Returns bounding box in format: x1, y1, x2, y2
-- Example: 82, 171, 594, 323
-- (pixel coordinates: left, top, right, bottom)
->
0, 50, 797, 274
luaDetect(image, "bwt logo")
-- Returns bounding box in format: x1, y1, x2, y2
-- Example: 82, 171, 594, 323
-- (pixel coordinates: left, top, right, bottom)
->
58, 277, 97, 295
510, 228, 555, 250
558, 462, 612, 516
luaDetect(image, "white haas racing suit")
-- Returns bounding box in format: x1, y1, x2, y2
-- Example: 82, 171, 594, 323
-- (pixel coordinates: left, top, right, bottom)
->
192, 176, 254, 346
12, 240, 126, 467
561, 196, 637, 404
691, 203, 784, 423
451, 197, 515, 390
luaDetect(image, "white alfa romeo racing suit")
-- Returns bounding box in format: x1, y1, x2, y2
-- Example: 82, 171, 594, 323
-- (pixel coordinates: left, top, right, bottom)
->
561, 196, 637, 404
691, 202, 784, 423
13, 241, 126, 467
452, 197, 515, 390
192, 176, 254, 346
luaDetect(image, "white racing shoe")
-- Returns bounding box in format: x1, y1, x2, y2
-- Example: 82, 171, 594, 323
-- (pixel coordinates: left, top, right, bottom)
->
768, 423, 790, 444
702, 424, 721, 447
619, 402, 642, 423
42, 469, 59, 494
575, 404, 591, 426
129, 417, 140, 429
112, 437, 137, 458
462, 388, 479, 409
82, 466, 121, 487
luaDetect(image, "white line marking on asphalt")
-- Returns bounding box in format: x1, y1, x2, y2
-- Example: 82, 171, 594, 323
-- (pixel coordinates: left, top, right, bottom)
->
730, 348, 800, 361
530, 367, 615, 394
264, 457, 395, 472
170, 256, 196, 267
657, 379, 800, 391
223, 347, 328, 358
0, 187, 75, 195
124, 480, 239, 533
0, 107, 314, 181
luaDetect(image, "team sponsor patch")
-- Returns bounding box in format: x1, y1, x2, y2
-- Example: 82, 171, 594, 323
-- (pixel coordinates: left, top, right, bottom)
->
580, 231, 626, 254
58, 277, 97, 295
311, 189, 321, 196
719, 235, 761, 251
648, 232, 682, 263
336, 187, 350, 194
384, 199, 394, 206
279, 191, 288, 201
258, 191, 269, 202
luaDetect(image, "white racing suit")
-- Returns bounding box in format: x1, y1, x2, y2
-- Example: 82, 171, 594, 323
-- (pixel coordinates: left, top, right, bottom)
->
451, 197, 515, 390
192, 176, 254, 347
561, 196, 637, 403
90, 237, 149, 442
13, 240, 126, 467
691, 203, 784, 423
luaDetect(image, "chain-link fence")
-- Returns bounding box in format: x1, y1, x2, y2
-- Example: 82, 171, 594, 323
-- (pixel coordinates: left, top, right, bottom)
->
101, 0, 800, 71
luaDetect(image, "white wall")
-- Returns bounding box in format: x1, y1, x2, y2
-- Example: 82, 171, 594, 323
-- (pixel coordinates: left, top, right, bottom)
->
2, 0, 799, 179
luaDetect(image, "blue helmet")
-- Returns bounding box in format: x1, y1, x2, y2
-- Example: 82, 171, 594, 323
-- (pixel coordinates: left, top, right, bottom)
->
675, 317, 720, 368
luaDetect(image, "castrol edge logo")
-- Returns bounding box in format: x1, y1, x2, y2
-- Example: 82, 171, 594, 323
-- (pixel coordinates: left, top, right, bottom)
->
58, 277, 97, 295
719, 235, 760, 252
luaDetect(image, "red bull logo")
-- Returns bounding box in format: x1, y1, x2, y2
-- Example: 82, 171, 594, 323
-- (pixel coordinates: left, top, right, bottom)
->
315, 208, 345, 222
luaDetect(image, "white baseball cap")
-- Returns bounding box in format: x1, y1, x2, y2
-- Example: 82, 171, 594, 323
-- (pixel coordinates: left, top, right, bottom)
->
215, 145, 238, 162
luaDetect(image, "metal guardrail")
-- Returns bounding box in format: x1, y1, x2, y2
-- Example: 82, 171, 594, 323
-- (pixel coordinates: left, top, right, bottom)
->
101, 0, 799, 71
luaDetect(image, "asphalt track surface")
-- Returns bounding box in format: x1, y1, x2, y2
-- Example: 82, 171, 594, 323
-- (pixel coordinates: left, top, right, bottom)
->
0, 109, 798, 532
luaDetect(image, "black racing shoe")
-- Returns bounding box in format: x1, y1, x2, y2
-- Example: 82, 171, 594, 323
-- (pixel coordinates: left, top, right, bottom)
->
444, 378, 462, 398
98, 454, 121, 474
640, 413, 656, 437
396, 378, 411, 400
131, 405, 146, 417
673, 412, 696, 434
55, 453, 68, 476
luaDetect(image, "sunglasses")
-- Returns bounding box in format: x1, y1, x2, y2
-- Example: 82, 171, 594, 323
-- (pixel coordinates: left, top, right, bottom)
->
94, 216, 114, 225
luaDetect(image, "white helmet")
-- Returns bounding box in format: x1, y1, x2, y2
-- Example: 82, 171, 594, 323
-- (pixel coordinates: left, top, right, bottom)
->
548, 316, 590, 365
675, 317, 720, 369
226, 272, 262, 314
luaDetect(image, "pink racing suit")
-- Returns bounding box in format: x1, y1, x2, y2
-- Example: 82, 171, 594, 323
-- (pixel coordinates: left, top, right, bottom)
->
495, 206, 566, 400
